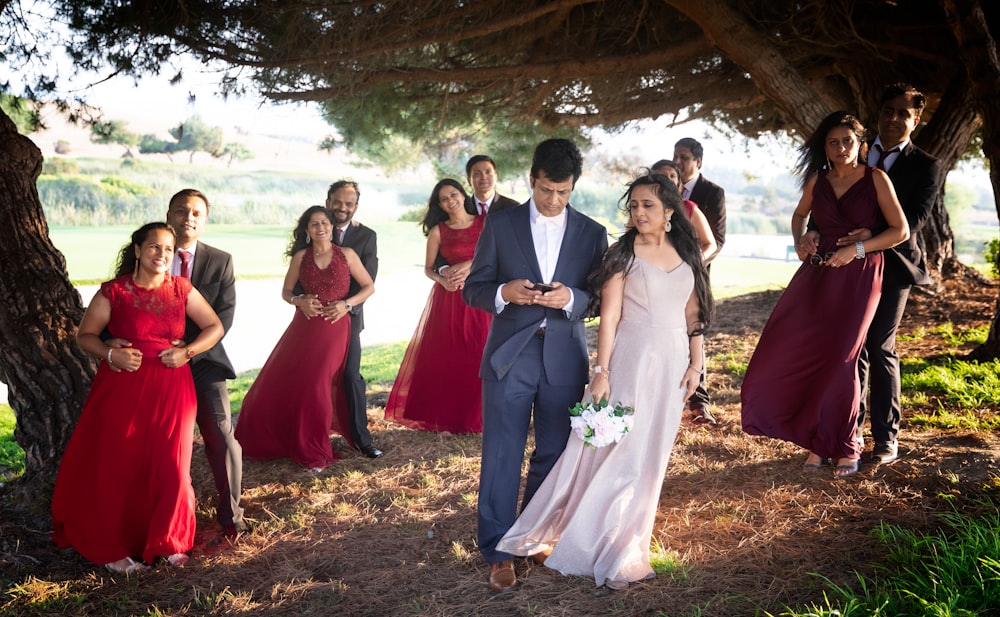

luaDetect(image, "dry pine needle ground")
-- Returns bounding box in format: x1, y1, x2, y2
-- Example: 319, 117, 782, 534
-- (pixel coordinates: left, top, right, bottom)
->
2, 278, 999, 616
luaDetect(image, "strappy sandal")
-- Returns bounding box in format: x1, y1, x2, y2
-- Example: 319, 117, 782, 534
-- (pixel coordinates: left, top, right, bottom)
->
835, 458, 860, 478
802, 452, 823, 472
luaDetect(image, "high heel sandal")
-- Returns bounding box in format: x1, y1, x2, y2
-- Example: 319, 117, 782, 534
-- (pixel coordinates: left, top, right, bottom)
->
835, 458, 860, 478
802, 452, 823, 472
104, 556, 145, 574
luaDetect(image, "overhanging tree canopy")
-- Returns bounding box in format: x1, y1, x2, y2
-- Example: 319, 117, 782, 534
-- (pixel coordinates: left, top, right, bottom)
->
1, 0, 998, 509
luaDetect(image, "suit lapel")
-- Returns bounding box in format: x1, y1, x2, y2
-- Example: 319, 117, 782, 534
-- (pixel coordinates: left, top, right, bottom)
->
551, 207, 582, 282
511, 206, 544, 282
190, 242, 207, 286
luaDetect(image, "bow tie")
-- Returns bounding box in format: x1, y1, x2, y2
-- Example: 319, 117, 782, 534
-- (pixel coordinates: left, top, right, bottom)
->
536, 211, 566, 226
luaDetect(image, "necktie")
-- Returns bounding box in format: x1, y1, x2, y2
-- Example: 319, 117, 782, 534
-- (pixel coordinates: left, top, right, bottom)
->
873, 144, 900, 171
682, 187, 690, 200
337, 227, 346, 245
478, 201, 488, 215
178, 250, 191, 278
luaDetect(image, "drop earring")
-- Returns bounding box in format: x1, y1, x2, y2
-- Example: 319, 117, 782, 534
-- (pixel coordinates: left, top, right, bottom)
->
665, 217, 672, 233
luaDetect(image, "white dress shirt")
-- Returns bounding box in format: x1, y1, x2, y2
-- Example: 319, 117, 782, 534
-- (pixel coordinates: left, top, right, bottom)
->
870, 137, 909, 172
494, 199, 574, 316
172, 242, 198, 276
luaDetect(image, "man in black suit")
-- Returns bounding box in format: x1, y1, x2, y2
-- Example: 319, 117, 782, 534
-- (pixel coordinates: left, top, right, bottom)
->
464, 154, 520, 216
822, 84, 943, 464
327, 180, 383, 458
436, 155, 521, 288
167, 188, 246, 537
673, 137, 726, 424
464, 139, 608, 591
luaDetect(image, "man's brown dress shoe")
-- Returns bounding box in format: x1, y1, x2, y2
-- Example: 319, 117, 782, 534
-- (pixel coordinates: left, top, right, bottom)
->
489, 560, 517, 591
530, 547, 552, 565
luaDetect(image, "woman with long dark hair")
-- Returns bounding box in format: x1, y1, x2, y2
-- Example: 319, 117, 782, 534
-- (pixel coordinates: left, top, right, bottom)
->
741, 111, 909, 478
235, 206, 374, 470
53, 222, 224, 573
384, 179, 491, 432
497, 173, 713, 590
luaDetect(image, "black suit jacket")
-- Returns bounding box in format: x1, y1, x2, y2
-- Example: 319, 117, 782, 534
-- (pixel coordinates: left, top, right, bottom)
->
463, 192, 520, 216
688, 174, 726, 261
880, 142, 943, 286
186, 241, 237, 379
336, 220, 378, 332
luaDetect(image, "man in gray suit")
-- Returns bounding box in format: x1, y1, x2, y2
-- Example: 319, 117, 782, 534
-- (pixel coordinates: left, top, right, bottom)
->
464, 139, 608, 591
167, 188, 246, 537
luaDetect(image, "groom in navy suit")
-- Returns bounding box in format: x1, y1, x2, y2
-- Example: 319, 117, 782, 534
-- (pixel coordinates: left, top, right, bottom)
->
464, 138, 608, 591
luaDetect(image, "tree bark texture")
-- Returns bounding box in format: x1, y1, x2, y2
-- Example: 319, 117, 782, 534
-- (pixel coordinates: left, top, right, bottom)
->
943, 0, 1000, 359
0, 108, 96, 512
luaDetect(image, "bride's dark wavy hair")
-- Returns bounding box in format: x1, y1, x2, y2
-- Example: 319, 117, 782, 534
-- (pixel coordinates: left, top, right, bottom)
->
586, 172, 714, 331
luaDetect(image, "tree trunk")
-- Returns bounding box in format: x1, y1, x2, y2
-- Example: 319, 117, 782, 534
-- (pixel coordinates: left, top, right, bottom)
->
943, 0, 1000, 360
0, 108, 97, 514
911, 70, 982, 280
666, 0, 832, 135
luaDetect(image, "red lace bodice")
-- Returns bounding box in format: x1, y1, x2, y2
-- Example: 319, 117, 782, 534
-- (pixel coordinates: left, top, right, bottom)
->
101, 274, 191, 357
438, 217, 484, 265
299, 247, 351, 304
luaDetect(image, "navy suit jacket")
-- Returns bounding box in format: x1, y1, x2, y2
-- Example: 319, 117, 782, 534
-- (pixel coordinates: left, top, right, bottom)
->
336, 221, 379, 332
186, 241, 237, 379
881, 142, 942, 286
688, 174, 726, 261
463, 203, 608, 385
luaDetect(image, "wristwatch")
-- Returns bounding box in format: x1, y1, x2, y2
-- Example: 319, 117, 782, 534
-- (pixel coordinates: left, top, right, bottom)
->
344, 301, 353, 312
185, 347, 196, 359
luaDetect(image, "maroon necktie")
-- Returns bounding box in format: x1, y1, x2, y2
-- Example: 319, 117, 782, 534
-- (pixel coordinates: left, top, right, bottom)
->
178, 250, 191, 278
873, 144, 899, 171
479, 201, 488, 215
337, 227, 346, 245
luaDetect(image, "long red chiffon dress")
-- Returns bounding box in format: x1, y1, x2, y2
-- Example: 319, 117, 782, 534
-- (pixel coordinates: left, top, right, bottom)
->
741, 167, 885, 461
52, 274, 198, 566
235, 247, 353, 468
384, 217, 490, 433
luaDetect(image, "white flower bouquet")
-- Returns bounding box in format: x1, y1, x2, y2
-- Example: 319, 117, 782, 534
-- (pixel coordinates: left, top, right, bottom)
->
568, 398, 635, 448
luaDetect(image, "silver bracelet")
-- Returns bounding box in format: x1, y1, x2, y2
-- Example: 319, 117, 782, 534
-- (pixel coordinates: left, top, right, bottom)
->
106, 347, 114, 366
855, 241, 865, 260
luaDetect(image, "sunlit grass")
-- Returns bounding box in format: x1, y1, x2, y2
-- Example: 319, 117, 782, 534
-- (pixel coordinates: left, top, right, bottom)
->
0, 404, 24, 479
902, 358, 1000, 408
774, 502, 1000, 617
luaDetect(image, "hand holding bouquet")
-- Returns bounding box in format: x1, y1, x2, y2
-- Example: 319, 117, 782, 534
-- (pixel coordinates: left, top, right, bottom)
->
569, 398, 634, 448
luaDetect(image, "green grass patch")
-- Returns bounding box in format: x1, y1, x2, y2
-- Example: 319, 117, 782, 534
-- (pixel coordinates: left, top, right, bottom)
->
774, 503, 1000, 616
0, 404, 25, 479
902, 357, 1000, 409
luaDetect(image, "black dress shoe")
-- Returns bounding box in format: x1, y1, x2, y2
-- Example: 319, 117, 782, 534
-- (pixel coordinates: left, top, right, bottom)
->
360, 445, 384, 458
872, 441, 898, 464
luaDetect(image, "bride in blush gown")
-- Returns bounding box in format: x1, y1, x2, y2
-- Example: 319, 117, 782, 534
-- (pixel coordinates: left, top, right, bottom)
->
497, 173, 714, 590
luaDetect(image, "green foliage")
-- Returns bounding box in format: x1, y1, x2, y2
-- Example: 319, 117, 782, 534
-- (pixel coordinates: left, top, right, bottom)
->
89, 118, 140, 155
776, 508, 1000, 616
397, 207, 424, 223
0, 93, 40, 133
0, 404, 25, 479
217, 142, 255, 167
359, 341, 408, 387
323, 93, 589, 176
984, 238, 999, 278
37, 174, 163, 225
902, 357, 1000, 410
41, 157, 80, 175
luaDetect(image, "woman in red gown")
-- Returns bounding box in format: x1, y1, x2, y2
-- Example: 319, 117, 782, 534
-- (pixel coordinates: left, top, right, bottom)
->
384, 179, 491, 433
52, 222, 224, 573
235, 206, 374, 470
741, 112, 909, 478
